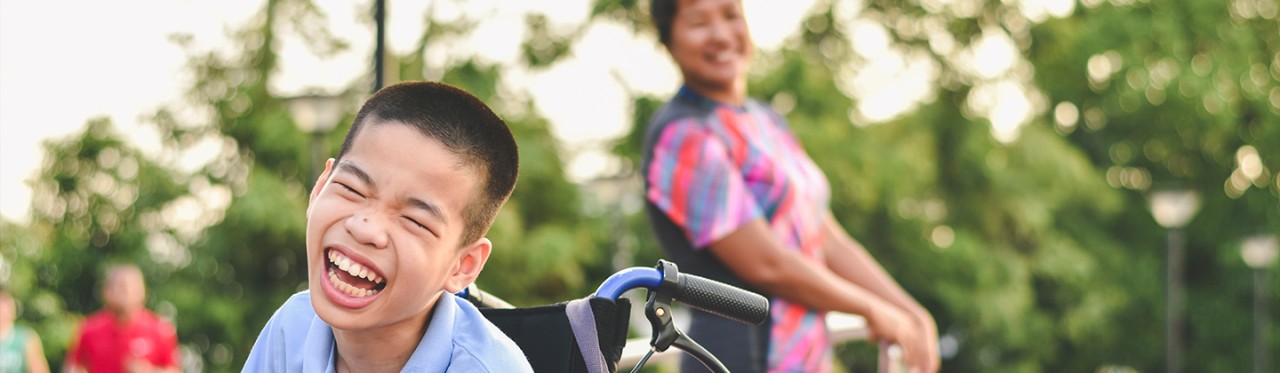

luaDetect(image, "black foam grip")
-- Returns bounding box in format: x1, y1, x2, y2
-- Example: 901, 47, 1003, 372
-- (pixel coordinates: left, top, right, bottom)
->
674, 273, 770, 325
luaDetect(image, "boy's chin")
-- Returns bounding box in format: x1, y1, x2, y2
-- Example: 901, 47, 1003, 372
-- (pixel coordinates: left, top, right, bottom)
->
309, 287, 376, 331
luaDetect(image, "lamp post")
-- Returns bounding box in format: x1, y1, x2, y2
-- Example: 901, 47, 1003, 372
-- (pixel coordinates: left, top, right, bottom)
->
373, 0, 386, 92
1241, 234, 1278, 373
285, 93, 345, 188
1147, 188, 1199, 373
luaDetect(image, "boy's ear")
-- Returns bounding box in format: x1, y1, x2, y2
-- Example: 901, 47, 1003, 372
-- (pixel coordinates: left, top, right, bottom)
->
443, 237, 493, 294
310, 158, 335, 203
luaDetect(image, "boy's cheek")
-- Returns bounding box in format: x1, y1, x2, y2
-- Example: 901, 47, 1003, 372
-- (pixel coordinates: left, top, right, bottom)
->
306, 195, 337, 221
305, 190, 327, 217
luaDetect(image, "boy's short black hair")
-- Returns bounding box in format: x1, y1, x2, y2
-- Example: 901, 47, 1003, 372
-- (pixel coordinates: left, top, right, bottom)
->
651, 0, 678, 45
335, 81, 519, 247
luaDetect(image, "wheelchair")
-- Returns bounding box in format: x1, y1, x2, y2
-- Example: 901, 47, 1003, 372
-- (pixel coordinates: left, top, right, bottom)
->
460, 259, 769, 373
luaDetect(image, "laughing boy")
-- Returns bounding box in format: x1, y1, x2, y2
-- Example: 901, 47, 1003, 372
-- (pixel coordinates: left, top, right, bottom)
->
245, 82, 532, 372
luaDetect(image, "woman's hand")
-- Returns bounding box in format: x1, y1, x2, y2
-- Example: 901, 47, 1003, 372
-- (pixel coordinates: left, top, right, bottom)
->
865, 300, 935, 373
912, 309, 940, 372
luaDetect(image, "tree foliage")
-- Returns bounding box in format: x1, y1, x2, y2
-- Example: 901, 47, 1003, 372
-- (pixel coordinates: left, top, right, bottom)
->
6, 0, 588, 370
585, 0, 1277, 371
1, 0, 1275, 372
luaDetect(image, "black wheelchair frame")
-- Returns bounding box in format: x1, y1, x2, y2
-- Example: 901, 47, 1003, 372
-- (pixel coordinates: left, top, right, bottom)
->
462, 259, 770, 373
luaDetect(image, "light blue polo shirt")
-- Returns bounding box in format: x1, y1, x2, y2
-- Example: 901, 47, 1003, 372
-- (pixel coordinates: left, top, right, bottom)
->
244, 291, 533, 372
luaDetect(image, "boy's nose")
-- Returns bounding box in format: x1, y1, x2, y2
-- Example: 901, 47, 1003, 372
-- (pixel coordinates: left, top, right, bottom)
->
345, 213, 389, 249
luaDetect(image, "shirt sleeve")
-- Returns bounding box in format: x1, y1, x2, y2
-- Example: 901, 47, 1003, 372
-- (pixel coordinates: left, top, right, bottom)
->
646, 119, 763, 249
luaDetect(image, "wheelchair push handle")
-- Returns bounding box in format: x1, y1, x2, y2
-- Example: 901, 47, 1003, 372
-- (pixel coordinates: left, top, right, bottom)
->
674, 272, 769, 325
594, 260, 769, 325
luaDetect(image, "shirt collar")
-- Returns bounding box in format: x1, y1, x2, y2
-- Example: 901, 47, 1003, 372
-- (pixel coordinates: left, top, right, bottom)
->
675, 85, 750, 113
404, 292, 457, 371
302, 316, 337, 373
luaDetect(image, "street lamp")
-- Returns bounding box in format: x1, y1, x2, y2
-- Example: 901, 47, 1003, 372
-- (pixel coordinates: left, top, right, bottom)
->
1147, 188, 1199, 373
1241, 234, 1278, 373
285, 93, 345, 187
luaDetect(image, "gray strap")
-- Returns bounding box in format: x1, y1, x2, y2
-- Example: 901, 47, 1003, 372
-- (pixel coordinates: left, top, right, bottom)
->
566, 298, 608, 373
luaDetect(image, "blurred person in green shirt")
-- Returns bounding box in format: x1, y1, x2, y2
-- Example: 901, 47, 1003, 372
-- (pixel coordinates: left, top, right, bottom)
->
1, 288, 50, 373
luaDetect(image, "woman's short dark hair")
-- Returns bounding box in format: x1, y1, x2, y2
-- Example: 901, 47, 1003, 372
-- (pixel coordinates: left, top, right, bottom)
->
651, 0, 678, 45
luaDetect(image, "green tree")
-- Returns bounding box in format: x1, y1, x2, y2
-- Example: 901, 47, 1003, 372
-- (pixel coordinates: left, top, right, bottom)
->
1030, 0, 1279, 370
5, 0, 1275, 372
4, 0, 619, 370
2, 118, 193, 368
571, 0, 1278, 371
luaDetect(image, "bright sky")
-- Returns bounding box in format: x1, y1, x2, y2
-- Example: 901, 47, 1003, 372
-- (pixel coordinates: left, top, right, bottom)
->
0, 0, 824, 223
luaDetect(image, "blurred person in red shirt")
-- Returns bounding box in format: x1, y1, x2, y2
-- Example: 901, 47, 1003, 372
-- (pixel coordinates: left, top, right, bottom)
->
65, 264, 178, 373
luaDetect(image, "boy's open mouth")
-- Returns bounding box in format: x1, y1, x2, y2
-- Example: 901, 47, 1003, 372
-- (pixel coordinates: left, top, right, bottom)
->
326, 249, 387, 298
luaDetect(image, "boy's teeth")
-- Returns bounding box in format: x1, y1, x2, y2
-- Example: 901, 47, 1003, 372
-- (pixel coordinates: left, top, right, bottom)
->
343, 262, 362, 279
326, 250, 386, 294
327, 250, 386, 289
329, 268, 380, 298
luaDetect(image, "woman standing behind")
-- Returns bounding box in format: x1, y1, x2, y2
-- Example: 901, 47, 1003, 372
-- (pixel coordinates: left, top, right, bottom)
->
639, 0, 940, 371
0, 289, 50, 373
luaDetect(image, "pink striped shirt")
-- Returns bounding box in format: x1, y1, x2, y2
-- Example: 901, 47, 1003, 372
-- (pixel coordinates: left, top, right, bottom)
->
645, 88, 834, 372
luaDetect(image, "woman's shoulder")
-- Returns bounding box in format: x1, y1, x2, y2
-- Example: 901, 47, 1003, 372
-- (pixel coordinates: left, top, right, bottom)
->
643, 100, 720, 150
6, 324, 31, 340
649, 98, 714, 129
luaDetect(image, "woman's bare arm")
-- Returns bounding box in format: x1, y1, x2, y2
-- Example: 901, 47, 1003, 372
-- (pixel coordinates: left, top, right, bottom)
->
706, 218, 923, 363
821, 212, 939, 372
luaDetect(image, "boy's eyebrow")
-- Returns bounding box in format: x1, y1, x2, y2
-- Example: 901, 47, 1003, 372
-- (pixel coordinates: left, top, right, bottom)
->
407, 197, 449, 228
336, 161, 448, 228
337, 162, 375, 187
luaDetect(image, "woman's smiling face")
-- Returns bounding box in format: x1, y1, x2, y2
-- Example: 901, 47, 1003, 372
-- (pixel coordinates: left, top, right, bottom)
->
667, 0, 753, 101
